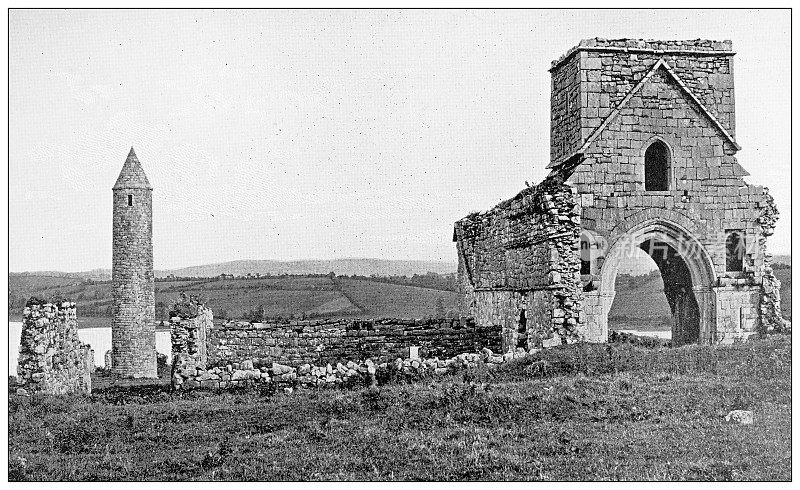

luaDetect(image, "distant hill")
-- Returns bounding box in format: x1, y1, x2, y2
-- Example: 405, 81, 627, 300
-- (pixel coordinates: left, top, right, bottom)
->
15, 254, 785, 281
157, 259, 458, 278
11, 258, 458, 281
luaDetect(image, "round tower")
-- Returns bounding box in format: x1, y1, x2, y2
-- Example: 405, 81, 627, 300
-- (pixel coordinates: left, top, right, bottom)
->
111, 147, 156, 378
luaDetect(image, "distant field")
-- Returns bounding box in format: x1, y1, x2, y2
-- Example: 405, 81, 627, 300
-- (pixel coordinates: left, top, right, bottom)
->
608, 272, 672, 332
9, 266, 791, 325
607, 266, 794, 331
9, 274, 461, 322
337, 278, 461, 318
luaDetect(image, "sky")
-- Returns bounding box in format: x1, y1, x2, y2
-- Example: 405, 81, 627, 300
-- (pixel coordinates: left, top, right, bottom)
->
8, 9, 791, 272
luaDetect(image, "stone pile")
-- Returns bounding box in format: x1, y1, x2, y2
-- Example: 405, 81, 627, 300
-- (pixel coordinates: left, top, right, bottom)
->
16, 299, 93, 395
172, 346, 533, 391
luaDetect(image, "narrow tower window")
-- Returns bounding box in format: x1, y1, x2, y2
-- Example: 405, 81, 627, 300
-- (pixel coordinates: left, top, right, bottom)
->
726, 231, 745, 272
516, 309, 527, 349
128, 195, 133, 206
644, 140, 670, 191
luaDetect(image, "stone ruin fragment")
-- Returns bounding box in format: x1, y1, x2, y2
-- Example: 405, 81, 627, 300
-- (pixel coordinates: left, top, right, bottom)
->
16, 298, 93, 395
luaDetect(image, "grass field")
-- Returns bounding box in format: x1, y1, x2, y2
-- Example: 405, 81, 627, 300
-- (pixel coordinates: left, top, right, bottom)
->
8, 335, 791, 481
337, 278, 461, 318
8, 275, 460, 322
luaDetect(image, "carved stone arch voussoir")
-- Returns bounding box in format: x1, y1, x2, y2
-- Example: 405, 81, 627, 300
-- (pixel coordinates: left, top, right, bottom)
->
608, 208, 703, 243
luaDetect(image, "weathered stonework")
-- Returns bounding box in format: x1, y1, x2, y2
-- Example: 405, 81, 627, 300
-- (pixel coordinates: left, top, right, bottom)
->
454, 177, 584, 348
16, 299, 93, 395
111, 147, 157, 378
167, 300, 504, 390
457, 39, 783, 349
170, 295, 213, 386
208, 317, 502, 368
757, 192, 785, 333
173, 348, 523, 391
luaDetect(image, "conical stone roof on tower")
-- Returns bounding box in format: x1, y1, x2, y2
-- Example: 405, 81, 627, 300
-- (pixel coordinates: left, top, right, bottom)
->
113, 147, 152, 190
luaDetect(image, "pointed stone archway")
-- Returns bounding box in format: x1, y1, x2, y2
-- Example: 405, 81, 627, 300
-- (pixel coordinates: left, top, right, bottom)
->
592, 219, 717, 345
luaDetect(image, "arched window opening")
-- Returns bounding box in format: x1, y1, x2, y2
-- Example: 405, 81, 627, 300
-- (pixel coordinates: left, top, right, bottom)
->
726, 231, 745, 272
644, 140, 670, 191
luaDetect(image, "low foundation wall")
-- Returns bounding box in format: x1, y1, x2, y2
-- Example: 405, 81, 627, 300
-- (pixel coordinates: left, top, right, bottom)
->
16, 299, 93, 395
207, 317, 502, 368
173, 346, 529, 391
168, 297, 505, 391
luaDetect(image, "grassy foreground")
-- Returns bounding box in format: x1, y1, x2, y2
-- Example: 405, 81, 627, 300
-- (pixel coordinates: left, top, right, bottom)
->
8, 336, 791, 481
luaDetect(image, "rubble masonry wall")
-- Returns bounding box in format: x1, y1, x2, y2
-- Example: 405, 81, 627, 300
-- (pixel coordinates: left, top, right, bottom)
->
453, 178, 585, 349
208, 317, 502, 367
17, 300, 93, 395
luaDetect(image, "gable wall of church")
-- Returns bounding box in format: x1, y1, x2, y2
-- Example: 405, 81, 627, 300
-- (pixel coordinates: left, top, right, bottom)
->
550, 41, 736, 166
567, 69, 768, 281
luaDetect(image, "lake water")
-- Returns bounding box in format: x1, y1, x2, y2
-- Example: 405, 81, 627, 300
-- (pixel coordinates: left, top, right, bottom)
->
617, 330, 672, 339
8, 323, 172, 378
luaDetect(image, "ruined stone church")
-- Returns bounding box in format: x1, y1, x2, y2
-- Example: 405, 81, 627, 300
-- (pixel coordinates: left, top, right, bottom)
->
454, 39, 783, 350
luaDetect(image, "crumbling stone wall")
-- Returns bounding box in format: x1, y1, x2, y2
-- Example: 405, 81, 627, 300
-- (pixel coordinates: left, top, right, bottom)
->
550, 51, 583, 164
167, 297, 501, 389
453, 177, 584, 349
16, 299, 92, 395
170, 295, 213, 385
757, 191, 784, 333
208, 317, 502, 368
173, 346, 524, 391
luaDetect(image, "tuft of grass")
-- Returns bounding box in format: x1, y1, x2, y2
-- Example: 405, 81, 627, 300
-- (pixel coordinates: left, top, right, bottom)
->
496, 335, 790, 380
